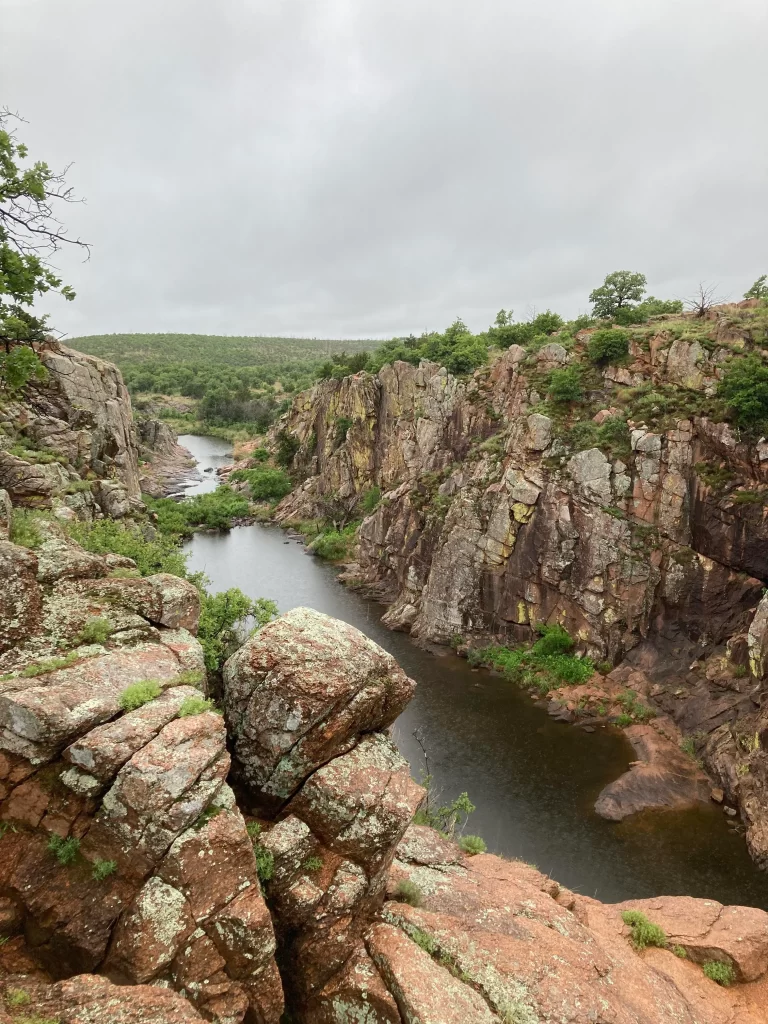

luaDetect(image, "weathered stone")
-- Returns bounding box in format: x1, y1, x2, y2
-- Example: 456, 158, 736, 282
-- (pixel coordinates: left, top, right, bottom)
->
107, 875, 195, 983
287, 733, 424, 873
0, 540, 42, 655
223, 607, 415, 804
30, 973, 204, 1023
595, 722, 712, 820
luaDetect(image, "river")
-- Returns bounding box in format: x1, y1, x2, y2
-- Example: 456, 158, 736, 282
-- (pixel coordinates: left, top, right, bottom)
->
179, 434, 768, 909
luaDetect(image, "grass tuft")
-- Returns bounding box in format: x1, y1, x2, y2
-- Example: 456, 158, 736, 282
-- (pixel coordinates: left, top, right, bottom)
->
702, 960, 736, 986
621, 909, 667, 950
47, 834, 80, 866
119, 679, 162, 711
394, 879, 423, 907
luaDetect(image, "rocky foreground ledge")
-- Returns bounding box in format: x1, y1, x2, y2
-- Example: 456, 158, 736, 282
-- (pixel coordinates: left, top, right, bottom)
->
1, 520, 768, 1022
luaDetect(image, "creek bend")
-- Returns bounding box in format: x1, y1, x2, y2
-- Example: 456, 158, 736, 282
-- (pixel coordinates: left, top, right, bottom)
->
180, 434, 768, 909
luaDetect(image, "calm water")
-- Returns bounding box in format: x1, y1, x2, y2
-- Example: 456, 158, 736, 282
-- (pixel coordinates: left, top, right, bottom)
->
182, 435, 768, 909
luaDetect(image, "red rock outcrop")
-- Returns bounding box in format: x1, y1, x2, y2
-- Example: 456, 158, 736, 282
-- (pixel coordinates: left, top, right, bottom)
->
223, 608, 424, 1014
0, 525, 283, 1024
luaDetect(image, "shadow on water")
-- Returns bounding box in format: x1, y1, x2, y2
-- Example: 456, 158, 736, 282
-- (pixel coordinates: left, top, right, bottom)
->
181, 436, 768, 909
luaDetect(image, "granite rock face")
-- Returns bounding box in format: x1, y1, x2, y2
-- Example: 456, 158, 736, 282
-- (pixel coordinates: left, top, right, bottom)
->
223, 608, 424, 1014
268, 307, 768, 871
0, 341, 140, 513
0, 525, 283, 1024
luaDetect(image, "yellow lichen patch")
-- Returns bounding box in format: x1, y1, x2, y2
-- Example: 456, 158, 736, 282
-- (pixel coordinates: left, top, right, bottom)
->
511, 503, 535, 524
516, 601, 528, 625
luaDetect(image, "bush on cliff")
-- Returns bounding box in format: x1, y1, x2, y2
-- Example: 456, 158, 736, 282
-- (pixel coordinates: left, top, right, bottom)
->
718, 354, 768, 429
547, 367, 583, 404
309, 523, 359, 561
621, 910, 667, 950
145, 487, 251, 536
587, 328, 630, 366
197, 591, 278, 673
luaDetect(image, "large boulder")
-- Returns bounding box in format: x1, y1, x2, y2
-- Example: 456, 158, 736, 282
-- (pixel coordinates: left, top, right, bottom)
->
223, 607, 415, 805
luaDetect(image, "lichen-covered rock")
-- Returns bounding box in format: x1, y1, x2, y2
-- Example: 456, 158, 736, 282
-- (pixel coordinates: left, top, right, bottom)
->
223, 607, 415, 804
378, 846, 768, 1024
0, 488, 11, 539
287, 733, 424, 874
22, 973, 205, 1023
0, 540, 42, 654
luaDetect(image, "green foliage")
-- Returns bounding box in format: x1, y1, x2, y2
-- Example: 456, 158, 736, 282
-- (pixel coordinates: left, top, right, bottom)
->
702, 960, 736, 986
616, 690, 656, 723
547, 366, 583, 404
14, 1017, 60, 1024
76, 616, 113, 646
587, 328, 630, 366
589, 271, 647, 319
680, 736, 696, 758
0, 346, 48, 394
459, 834, 487, 855
612, 296, 683, 325
9, 508, 43, 548
334, 416, 353, 447
621, 910, 667, 950
409, 927, 438, 955
469, 624, 593, 694
394, 879, 423, 906
178, 695, 217, 717
718, 354, 768, 428
91, 858, 117, 881
227, 468, 292, 501
197, 588, 277, 673
119, 680, 162, 711
0, 111, 80, 377
245, 821, 262, 840
254, 844, 274, 883
6, 988, 30, 1007
414, 790, 476, 837
193, 805, 222, 831
47, 834, 80, 866
744, 274, 767, 300
672, 944, 688, 958
146, 487, 251, 535
275, 429, 300, 468
309, 523, 359, 561
361, 485, 381, 513
302, 856, 324, 874
66, 518, 188, 577
0, 651, 80, 681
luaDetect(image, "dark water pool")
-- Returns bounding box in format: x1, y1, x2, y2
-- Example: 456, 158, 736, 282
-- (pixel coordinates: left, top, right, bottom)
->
181, 436, 768, 909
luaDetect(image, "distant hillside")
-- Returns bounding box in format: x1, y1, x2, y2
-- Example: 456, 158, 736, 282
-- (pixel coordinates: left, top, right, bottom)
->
66, 332, 379, 370
65, 333, 380, 438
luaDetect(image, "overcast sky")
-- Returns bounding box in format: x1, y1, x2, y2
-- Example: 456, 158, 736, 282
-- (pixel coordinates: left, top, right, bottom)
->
1, 0, 767, 340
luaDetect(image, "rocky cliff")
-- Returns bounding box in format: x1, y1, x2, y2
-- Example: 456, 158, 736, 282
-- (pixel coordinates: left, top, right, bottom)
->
269, 301, 768, 869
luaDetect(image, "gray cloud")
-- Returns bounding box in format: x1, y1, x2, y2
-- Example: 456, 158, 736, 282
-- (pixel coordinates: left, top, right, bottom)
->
1, 0, 766, 339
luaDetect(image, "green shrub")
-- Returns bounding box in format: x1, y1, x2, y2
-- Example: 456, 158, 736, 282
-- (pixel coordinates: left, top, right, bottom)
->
178, 695, 217, 717
616, 689, 656, 723
9, 509, 43, 549
718, 354, 768, 428
254, 844, 274, 884
409, 926, 438, 955
615, 713, 634, 727
228, 468, 292, 501
547, 366, 583, 404
0, 346, 48, 394
361, 485, 382, 513
394, 879, 423, 906
588, 328, 630, 366
119, 680, 162, 711
245, 821, 262, 840
302, 856, 324, 873
309, 523, 358, 561
414, 791, 476, 837
702, 960, 735, 986
460, 835, 487, 855
334, 416, 353, 447
621, 910, 667, 950
92, 858, 117, 881
197, 588, 277, 673
275, 429, 300, 467
47, 834, 80, 866
6, 988, 31, 1007
672, 945, 687, 958
66, 518, 188, 577
76, 616, 113, 646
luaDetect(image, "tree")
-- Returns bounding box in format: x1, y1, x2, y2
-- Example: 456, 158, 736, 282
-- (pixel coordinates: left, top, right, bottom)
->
589, 271, 647, 320
547, 366, 583, 404
744, 275, 767, 301
0, 110, 88, 387
686, 282, 720, 318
